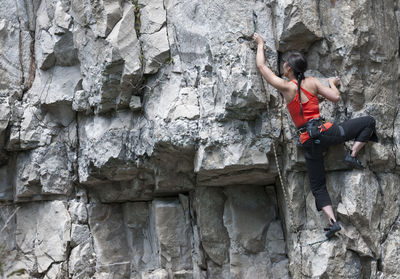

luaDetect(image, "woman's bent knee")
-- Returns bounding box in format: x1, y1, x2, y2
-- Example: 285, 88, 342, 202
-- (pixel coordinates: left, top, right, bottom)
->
369, 116, 376, 128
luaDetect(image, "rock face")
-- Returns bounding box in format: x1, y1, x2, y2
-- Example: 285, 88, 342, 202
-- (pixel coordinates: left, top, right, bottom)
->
0, 0, 399, 278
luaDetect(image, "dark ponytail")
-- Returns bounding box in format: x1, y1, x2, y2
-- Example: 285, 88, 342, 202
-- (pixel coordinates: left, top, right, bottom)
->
297, 72, 305, 114
287, 52, 307, 116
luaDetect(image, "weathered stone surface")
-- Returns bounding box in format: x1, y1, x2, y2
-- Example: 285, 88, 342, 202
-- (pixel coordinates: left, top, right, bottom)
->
336, 170, 382, 254
152, 198, 193, 272
0, 166, 13, 200
141, 268, 168, 279
72, 90, 90, 112
44, 262, 68, 279
70, 224, 90, 248
195, 131, 276, 187
141, 27, 170, 74
0, 0, 399, 278
53, 31, 79, 66
275, 0, 322, 52
173, 270, 194, 279
15, 142, 74, 200
193, 185, 288, 278
88, 203, 131, 277
193, 187, 229, 265
77, 110, 136, 184
380, 221, 400, 278
36, 0, 77, 70
123, 202, 157, 273
135, 0, 170, 75
39, 66, 82, 106
78, 108, 195, 198
36, 29, 56, 70
69, 241, 96, 279
224, 186, 276, 253
369, 142, 396, 170
138, 0, 166, 35
54, 1, 72, 31
266, 220, 286, 263
74, 27, 122, 113
88, 0, 123, 38
0, 93, 11, 161
72, 1, 142, 114
230, 252, 274, 279
300, 233, 363, 278
282, 171, 306, 231
69, 191, 89, 224
14, 105, 52, 150
164, 0, 275, 120
0, 205, 17, 263
107, 2, 142, 96
394, 110, 400, 167
129, 95, 142, 112
0, 0, 34, 101
15, 201, 71, 274
378, 174, 400, 237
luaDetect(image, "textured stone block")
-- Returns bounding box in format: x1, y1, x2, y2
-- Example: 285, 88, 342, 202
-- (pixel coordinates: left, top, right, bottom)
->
224, 186, 276, 253
193, 187, 229, 265
15, 201, 71, 274
141, 27, 170, 74
152, 198, 193, 271
88, 203, 130, 272
0, 0, 399, 278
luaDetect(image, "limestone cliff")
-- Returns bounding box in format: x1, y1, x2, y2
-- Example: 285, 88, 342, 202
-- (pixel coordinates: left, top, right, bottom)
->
0, 0, 399, 278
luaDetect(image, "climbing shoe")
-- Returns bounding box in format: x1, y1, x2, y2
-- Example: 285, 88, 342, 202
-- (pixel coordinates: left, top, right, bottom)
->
344, 152, 364, 169
324, 219, 341, 239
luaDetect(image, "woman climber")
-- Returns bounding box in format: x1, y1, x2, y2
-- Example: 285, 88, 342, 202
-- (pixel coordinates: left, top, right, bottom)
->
253, 33, 378, 238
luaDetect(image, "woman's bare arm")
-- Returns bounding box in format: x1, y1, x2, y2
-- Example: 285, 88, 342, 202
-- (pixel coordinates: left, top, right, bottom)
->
314, 77, 341, 103
254, 33, 292, 101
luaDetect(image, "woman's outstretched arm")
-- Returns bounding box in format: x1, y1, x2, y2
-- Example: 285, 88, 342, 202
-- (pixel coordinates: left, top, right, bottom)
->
314, 77, 341, 103
253, 33, 291, 100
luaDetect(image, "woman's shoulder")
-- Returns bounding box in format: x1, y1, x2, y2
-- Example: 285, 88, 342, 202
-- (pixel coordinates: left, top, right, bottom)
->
304, 76, 319, 85
302, 77, 319, 95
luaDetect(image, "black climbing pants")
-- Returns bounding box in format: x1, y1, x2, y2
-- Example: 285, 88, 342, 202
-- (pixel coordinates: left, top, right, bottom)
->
301, 116, 378, 211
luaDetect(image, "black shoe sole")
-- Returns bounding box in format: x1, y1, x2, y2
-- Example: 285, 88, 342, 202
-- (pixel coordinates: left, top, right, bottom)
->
325, 223, 341, 239
344, 160, 364, 169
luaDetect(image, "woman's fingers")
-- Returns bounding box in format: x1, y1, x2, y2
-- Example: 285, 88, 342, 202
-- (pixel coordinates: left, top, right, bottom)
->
253, 33, 263, 44
329, 77, 340, 86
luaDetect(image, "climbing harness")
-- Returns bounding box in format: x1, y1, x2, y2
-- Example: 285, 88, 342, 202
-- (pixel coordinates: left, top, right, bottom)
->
304, 117, 326, 142
296, 117, 329, 144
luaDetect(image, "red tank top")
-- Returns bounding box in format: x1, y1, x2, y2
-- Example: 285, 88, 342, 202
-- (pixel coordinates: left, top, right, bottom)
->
287, 80, 332, 143
287, 81, 320, 127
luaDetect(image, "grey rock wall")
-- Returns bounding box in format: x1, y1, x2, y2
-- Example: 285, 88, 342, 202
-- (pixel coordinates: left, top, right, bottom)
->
0, 0, 399, 278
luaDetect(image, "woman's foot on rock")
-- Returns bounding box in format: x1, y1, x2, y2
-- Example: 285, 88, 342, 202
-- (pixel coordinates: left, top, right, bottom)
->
324, 220, 341, 239
344, 152, 364, 169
